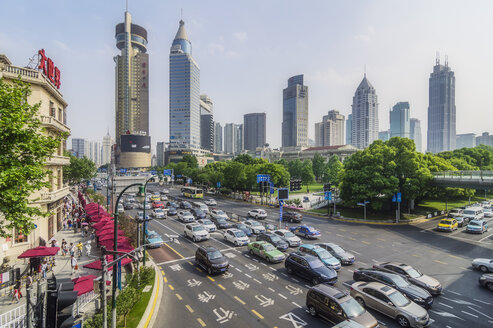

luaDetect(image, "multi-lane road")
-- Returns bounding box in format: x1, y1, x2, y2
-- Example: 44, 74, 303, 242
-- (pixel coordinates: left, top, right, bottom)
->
130, 184, 493, 328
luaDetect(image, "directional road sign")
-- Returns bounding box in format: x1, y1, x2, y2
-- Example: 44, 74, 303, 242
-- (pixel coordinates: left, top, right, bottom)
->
256, 174, 271, 183
163, 169, 172, 176
324, 191, 332, 201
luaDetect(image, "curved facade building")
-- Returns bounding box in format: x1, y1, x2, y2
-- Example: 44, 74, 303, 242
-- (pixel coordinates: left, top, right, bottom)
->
114, 10, 150, 168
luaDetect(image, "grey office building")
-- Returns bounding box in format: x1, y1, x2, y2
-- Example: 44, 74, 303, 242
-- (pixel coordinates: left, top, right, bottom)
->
427, 57, 456, 153
351, 75, 379, 149
200, 95, 214, 152
456, 133, 476, 149
214, 122, 223, 153
282, 75, 308, 148
72, 138, 86, 159
390, 102, 410, 139
315, 110, 345, 147
156, 142, 165, 166
378, 131, 390, 142
224, 123, 243, 155
410, 118, 422, 152
476, 132, 493, 147
346, 114, 352, 145
244, 113, 266, 152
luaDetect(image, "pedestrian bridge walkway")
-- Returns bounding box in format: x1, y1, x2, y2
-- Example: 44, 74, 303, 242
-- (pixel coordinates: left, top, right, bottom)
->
432, 171, 493, 189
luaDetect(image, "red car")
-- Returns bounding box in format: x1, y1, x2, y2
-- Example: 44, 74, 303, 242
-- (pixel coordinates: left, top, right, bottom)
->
152, 201, 164, 209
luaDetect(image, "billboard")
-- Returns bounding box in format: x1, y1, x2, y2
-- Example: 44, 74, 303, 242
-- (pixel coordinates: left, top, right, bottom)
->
120, 135, 151, 153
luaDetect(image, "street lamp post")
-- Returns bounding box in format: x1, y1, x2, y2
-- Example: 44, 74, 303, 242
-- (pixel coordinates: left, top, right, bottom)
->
140, 175, 163, 267
112, 183, 143, 328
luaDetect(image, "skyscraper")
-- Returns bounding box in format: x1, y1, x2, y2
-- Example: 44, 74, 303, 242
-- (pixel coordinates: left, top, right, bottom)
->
346, 114, 352, 145
315, 110, 345, 147
351, 75, 379, 149
156, 142, 165, 167
427, 56, 456, 153
244, 113, 266, 152
282, 75, 308, 148
102, 132, 113, 165
410, 118, 422, 152
235, 124, 244, 154
200, 95, 214, 152
390, 102, 411, 139
114, 9, 151, 168
224, 123, 235, 154
378, 130, 390, 142
72, 138, 86, 159
214, 122, 223, 153
169, 20, 201, 149
456, 133, 476, 149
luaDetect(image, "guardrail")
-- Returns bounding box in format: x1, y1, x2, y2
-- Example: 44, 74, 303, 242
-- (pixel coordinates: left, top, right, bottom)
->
0, 304, 26, 328
433, 170, 493, 179
73, 290, 97, 316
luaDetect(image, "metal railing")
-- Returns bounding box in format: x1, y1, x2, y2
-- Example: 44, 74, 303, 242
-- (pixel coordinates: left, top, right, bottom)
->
5, 66, 39, 79
433, 170, 493, 180
73, 290, 97, 316
0, 304, 26, 328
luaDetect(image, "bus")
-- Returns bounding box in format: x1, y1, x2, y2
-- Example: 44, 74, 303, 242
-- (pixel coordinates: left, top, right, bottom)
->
181, 187, 204, 199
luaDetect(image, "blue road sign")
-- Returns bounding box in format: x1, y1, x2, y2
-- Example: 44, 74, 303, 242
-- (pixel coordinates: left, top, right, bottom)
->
325, 191, 332, 201
396, 192, 402, 203
392, 195, 396, 202
163, 169, 172, 176
119, 168, 127, 174
151, 170, 157, 175
270, 181, 274, 194
176, 174, 182, 178
187, 178, 192, 184
217, 181, 221, 188
256, 174, 271, 183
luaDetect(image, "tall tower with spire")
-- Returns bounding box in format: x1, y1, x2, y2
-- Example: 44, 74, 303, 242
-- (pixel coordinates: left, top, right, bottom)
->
114, 9, 150, 167
169, 20, 201, 149
351, 74, 379, 149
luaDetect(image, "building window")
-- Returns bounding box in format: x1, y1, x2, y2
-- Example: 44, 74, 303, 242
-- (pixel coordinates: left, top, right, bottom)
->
14, 229, 28, 244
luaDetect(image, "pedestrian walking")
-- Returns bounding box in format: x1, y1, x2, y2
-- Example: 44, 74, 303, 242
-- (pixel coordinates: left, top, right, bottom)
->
61, 239, 67, 256
41, 260, 47, 279
70, 255, 78, 275
76, 241, 83, 258
69, 243, 75, 257
85, 242, 92, 256
26, 275, 33, 289
12, 281, 22, 303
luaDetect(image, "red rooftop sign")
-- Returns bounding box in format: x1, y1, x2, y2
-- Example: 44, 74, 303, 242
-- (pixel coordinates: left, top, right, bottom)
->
38, 49, 61, 89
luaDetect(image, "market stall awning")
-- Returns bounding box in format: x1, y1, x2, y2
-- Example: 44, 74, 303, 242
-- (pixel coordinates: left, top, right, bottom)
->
96, 229, 124, 237
83, 256, 133, 271
99, 234, 130, 243
99, 240, 134, 250
18, 246, 60, 259
72, 275, 96, 296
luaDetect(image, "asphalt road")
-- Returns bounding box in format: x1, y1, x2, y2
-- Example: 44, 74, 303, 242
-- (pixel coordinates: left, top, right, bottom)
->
127, 184, 493, 328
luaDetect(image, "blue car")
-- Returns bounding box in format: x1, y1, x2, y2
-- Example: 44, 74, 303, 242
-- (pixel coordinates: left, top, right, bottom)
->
466, 219, 489, 234
289, 225, 321, 239
299, 244, 341, 270
235, 223, 253, 237
146, 230, 164, 248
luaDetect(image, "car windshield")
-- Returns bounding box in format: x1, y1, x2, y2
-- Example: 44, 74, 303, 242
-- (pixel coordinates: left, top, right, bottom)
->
202, 220, 213, 225
192, 226, 205, 231
309, 259, 324, 269
217, 218, 226, 223
440, 219, 452, 225
234, 231, 246, 237
340, 298, 366, 318
182, 211, 191, 216
391, 275, 410, 288
215, 210, 225, 215
237, 224, 247, 229
148, 233, 159, 239
155, 209, 163, 213
469, 221, 480, 226
263, 244, 275, 252
405, 267, 422, 278
249, 221, 261, 226
317, 249, 334, 260
388, 291, 411, 307
170, 202, 177, 207
283, 231, 296, 238
331, 245, 344, 253
464, 210, 476, 215
195, 209, 204, 215
207, 251, 223, 260
270, 236, 282, 243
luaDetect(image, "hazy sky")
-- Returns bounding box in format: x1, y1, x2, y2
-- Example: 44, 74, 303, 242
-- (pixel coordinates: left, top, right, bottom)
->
2, 0, 493, 150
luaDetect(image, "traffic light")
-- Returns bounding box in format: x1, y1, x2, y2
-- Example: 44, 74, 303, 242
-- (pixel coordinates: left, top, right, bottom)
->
258, 181, 263, 193
289, 180, 294, 191
324, 183, 331, 192
46, 277, 78, 328
263, 181, 269, 193
295, 179, 302, 191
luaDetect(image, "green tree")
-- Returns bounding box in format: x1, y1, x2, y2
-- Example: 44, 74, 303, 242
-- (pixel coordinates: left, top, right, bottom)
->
311, 153, 325, 182
223, 161, 247, 192
324, 155, 344, 187
287, 159, 303, 179
181, 154, 198, 169
0, 78, 66, 237
233, 154, 255, 165
63, 155, 97, 185
300, 159, 315, 192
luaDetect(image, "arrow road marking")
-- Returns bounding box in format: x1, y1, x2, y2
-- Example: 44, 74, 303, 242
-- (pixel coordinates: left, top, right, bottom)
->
430, 310, 466, 321
262, 273, 278, 282
255, 294, 274, 307
279, 312, 308, 328
467, 306, 493, 320
198, 291, 216, 303
286, 284, 302, 295
213, 307, 235, 324
222, 272, 234, 279
245, 263, 259, 271
187, 279, 202, 287
440, 296, 480, 307
233, 280, 250, 290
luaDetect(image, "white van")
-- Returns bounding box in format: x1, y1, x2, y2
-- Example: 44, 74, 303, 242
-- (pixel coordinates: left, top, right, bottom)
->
462, 207, 484, 222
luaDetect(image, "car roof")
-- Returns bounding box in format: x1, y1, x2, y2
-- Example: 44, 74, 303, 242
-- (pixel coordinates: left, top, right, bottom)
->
361, 282, 396, 295
311, 284, 351, 302
289, 251, 317, 261
253, 240, 269, 245
189, 222, 201, 226
275, 229, 289, 233
201, 245, 219, 252
227, 228, 241, 233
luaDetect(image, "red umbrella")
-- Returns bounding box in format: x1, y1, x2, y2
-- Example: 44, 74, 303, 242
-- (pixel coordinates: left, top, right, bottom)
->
99, 240, 134, 250
99, 234, 130, 243
96, 228, 123, 237
83, 255, 133, 271
94, 222, 115, 231
72, 275, 96, 296
92, 219, 112, 230
18, 246, 60, 258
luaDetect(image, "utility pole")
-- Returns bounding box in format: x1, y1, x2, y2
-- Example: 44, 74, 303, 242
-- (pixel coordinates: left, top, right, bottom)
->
101, 250, 108, 328
26, 286, 32, 328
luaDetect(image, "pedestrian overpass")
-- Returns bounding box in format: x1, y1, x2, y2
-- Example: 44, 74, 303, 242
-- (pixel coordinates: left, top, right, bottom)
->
432, 171, 493, 189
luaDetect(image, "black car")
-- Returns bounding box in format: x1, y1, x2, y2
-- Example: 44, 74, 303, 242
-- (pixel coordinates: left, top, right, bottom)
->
315, 243, 355, 265
353, 268, 433, 308
210, 216, 233, 229
123, 201, 134, 210
235, 223, 253, 236
167, 207, 177, 216
283, 211, 303, 223
256, 233, 289, 251
191, 208, 207, 220
167, 201, 179, 208
479, 274, 493, 291
285, 252, 337, 285
195, 245, 229, 275
179, 201, 192, 209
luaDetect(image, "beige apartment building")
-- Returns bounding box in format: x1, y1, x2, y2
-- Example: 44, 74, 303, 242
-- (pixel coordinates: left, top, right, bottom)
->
0, 53, 70, 261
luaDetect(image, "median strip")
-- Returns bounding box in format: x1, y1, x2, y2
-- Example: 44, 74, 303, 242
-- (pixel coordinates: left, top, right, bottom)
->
197, 318, 206, 327
185, 304, 194, 313
175, 293, 183, 300
251, 309, 264, 319
234, 296, 246, 305
218, 284, 226, 290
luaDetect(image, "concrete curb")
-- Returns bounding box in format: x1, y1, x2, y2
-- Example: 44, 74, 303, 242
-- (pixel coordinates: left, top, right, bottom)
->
136, 259, 163, 328
304, 211, 446, 225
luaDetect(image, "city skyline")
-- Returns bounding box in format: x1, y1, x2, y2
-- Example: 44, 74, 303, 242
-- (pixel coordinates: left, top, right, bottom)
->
3, 1, 493, 149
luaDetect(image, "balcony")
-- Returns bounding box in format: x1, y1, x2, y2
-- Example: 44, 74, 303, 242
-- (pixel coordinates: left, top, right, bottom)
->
46, 155, 70, 166
34, 186, 70, 204
40, 115, 70, 134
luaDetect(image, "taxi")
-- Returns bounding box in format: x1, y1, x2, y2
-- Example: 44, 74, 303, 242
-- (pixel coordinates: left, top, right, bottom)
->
150, 194, 161, 202
437, 218, 458, 232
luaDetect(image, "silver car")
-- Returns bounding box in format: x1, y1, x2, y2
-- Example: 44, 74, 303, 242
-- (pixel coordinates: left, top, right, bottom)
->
178, 210, 195, 223
350, 281, 431, 328
472, 258, 493, 272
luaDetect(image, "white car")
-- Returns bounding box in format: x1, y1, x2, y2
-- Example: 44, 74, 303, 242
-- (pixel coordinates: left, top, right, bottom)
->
210, 209, 229, 221
244, 220, 266, 234
197, 219, 217, 232
151, 208, 166, 219
178, 210, 195, 223
160, 195, 168, 201
194, 202, 209, 214
248, 209, 267, 220
139, 202, 152, 210
484, 208, 493, 218
472, 258, 493, 272
117, 203, 125, 214
160, 189, 169, 195
184, 223, 209, 242
204, 199, 217, 206
224, 228, 250, 246
273, 229, 301, 247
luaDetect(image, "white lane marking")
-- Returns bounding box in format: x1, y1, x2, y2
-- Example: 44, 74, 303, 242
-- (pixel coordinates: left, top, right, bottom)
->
281, 273, 288, 277
291, 302, 302, 308
292, 278, 300, 283
474, 298, 492, 306
244, 254, 250, 258
253, 278, 262, 284
448, 290, 462, 296
304, 284, 311, 288
467, 306, 493, 320
270, 267, 277, 271
348, 269, 354, 273
438, 302, 453, 309
156, 256, 194, 265
461, 311, 478, 318
358, 262, 368, 266
349, 249, 361, 255
371, 259, 378, 263
430, 310, 465, 321
261, 263, 267, 266
479, 233, 493, 242
278, 293, 287, 300
268, 287, 276, 292
253, 258, 260, 263
229, 264, 235, 268
441, 296, 480, 307
235, 268, 242, 272
245, 274, 252, 278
